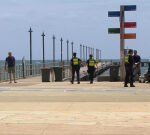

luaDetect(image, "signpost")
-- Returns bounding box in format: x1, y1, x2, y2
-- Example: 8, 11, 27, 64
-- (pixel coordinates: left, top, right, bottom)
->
120, 33, 136, 39
108, 5, 137, 81
108, 28, 120, 34
121, 22, 136, 28
108, 11, 120, 17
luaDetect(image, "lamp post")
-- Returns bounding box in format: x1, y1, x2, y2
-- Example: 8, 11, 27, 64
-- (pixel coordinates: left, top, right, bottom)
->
86, 46, 87, 61
60, 37, 63, 62
71, 41, 74, 58
88, 47, 90, 56
100, 50, 101, 60
80, 44, 82, 60
28, 27, 33, 75
93, 48, 94, 58
67, 40, 69, 64
41, 32, 45, 67
52, 35, 56, 66
83, 45, 85, 61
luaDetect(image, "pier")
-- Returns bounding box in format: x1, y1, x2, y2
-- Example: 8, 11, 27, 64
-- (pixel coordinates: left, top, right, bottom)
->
0, 76, 150, 135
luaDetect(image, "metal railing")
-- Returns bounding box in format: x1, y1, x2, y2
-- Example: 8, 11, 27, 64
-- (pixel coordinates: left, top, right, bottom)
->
0, 61, 112, 82
0, 62, 61, 82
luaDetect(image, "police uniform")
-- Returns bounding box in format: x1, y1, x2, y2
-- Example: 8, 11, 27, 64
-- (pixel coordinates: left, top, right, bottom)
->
124, 54, 134, 87
87, 58, 96, 84
133, 54, 141, 76
71, 57, 81, 84
95, 59, 99, 64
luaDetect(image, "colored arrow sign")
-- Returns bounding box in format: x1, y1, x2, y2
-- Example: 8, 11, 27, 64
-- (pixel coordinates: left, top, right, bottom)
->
124, 5, 136, 11
120, 22, 136, 28
120, 33, 136, 39
108, 28, 120, 34
108, 11, 120, 17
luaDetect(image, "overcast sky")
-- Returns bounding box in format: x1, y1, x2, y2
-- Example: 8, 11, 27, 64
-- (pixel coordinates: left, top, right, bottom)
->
0, 0, 149, 60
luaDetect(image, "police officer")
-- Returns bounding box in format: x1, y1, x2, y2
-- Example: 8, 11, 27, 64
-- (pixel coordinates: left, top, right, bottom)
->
70, 52, 81, 84
133, 50, 141, 77
95, 58, 99, 64
124, 49, 135, 87
87, 54, 97, 84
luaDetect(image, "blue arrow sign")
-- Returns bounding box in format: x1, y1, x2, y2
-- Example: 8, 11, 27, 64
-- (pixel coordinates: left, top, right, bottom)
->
124, 5, 136, 11
108, 11, 120, 17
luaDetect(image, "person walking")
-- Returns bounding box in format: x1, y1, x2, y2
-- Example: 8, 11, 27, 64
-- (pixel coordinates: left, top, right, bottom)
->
70, 52, 81, 84
133, 50, 141, 78
5, 52, 17, 83
124, 49, 135, 87
87, 54, 97, 84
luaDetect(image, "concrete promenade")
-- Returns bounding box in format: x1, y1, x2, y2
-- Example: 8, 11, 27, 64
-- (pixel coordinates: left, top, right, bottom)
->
0, 76, 150, 135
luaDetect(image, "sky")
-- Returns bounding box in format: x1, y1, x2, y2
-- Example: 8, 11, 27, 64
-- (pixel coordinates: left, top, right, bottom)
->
0, 0, 150, 60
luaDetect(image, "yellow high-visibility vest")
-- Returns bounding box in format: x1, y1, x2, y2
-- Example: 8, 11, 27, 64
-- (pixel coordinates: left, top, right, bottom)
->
89, 60, 95, 66
125, 55, 129, 63
96, 59, 99, 63
73, 58, 79, 65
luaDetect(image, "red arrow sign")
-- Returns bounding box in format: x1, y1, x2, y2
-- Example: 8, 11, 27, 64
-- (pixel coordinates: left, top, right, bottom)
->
120, 33, 136, 39
120, 22, 136, 28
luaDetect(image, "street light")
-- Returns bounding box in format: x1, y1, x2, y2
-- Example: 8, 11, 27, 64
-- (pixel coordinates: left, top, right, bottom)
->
41, 32, 45, 67
28, 27, 33, 75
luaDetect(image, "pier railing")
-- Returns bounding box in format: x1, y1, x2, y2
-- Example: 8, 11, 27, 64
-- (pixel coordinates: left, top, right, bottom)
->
0, 62, 62, 82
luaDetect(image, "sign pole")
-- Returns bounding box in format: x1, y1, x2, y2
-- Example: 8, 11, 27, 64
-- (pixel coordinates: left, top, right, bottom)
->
120, 5, 125, 81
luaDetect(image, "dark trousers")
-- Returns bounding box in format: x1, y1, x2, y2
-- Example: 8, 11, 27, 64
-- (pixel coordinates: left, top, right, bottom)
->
145, 72, 150, 82
72, 68, 80, 82
88, 69, 95, 83
125, 66, 133, 86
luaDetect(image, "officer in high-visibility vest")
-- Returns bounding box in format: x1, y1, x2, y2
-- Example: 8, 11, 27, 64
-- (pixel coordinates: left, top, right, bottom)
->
70, 52, 81, 84
87, 54, 98, 84
95, 58, 99, 64
124, 49, 135, 87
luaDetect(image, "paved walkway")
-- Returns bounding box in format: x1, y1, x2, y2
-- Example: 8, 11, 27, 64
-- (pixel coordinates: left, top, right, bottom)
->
0, 76, 150, 135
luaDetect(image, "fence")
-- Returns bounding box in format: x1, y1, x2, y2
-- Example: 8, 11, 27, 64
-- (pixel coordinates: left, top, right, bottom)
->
0, 62, 71, 82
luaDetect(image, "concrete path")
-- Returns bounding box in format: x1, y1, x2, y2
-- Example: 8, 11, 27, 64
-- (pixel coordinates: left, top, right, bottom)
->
0, 76, 150, 135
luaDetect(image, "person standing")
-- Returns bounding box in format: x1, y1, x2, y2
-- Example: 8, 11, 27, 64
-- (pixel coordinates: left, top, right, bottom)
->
133, 50, 141, 77
124, 49, 135, 87
5, 52, 17, 83
87, 54, 97, 84
70, 52, 81, 84
145, 60, 150, 83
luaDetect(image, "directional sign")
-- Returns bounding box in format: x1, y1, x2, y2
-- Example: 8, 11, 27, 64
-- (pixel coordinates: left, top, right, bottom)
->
124, 5, 136, 11
120, 33, 136, 39
108, 11, 120, 17
120, 22, 136, 28
108, 28, 120, 34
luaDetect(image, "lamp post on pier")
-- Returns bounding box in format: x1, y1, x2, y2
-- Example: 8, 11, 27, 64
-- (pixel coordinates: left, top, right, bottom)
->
83, 45, 85, 61
60, 38, 63, 62
88, 47, 90, 56
52, 35, 56, 66
41, 32, 45, 67
86, 46, 87, 61
28, 27, 33, 75
67, 40, 69, 64
71, 41, 74, 58
93, 48, 94, 58
80, 44, 82, 60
